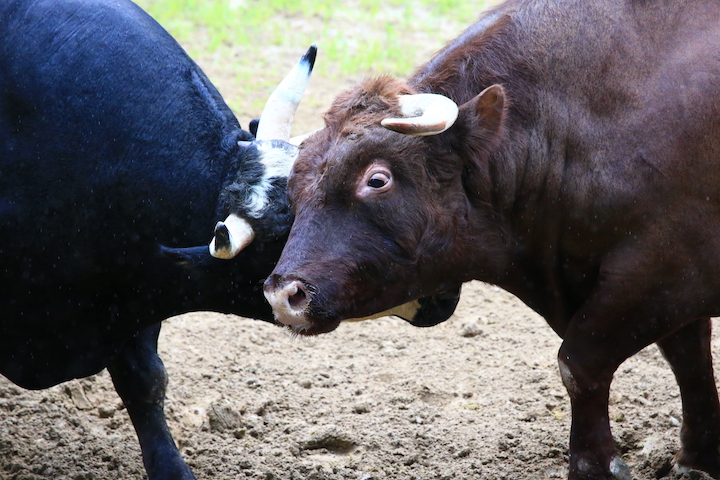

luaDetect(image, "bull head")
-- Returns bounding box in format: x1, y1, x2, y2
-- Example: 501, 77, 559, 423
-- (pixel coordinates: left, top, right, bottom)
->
263, 77, 507, 334
210, 45, 317, 259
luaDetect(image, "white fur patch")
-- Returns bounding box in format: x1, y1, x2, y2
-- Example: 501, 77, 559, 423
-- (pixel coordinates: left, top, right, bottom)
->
245, 140, 298, 217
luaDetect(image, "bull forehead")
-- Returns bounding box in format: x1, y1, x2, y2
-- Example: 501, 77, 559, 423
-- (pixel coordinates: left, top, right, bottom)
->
292, 77, 419, 179
256, 139, 298, 178
323, 76, 414, 134
297, 127, 413, 190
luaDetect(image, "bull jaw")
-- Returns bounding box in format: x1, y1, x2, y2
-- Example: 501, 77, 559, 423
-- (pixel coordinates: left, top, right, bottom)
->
267, 295, 423, 336
345, 300, 421, 323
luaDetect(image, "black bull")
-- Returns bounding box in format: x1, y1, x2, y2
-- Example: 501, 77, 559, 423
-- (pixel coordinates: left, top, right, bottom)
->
265, 1, 720, 479
0, 1, 458, 478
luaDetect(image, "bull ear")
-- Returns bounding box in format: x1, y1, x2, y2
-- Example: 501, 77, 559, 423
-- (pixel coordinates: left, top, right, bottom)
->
461, 84, 505, 135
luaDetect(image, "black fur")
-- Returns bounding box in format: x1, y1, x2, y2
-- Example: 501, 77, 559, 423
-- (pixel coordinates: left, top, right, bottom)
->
0, 1, 291, 479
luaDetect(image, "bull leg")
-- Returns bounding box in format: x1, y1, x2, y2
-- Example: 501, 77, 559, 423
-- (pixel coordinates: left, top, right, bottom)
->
555, 293, 684, 480
656, 317, 720, 477
107, 323, 196, 480
558, 337, 629, 480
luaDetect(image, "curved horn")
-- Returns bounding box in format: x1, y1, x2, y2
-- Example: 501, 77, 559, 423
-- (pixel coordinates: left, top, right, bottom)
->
209, 214, 255, 259
380, 93, 459, 136
255, 44, 317, 141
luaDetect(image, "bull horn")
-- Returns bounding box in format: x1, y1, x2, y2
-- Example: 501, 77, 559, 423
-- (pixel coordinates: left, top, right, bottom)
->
380, 93, 459, 136
255, 44, 317, 142
209, 213, 256, 259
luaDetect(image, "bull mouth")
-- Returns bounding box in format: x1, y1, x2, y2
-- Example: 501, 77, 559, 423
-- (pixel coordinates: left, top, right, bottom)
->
273, 286, 462, 336
276, 298, 345, 336
285, 317, 343, 336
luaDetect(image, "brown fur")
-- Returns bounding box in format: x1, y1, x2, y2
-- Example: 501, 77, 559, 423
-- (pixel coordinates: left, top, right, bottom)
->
323, 77, 414, 137
269, 1, 720, 479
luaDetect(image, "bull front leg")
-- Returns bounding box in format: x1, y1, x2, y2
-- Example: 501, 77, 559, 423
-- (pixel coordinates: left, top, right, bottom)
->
657, 317, 720, 477
107, 323, 196, 480
557, 339, 630, 480
555, 279, 703, 480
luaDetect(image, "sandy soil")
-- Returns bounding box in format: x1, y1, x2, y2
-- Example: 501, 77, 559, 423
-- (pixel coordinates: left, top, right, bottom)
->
1, 279, 713, 480
1, 3, 717, 480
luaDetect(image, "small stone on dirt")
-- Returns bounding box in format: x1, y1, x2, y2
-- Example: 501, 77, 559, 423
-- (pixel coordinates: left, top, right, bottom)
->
460, 321, 484, 338
300, 425, 357, 453
207, 399, 243, 432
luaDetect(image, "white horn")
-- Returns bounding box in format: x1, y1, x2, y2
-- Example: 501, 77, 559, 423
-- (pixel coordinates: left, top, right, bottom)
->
380, 93, 459, 136
209, 214, 256, 259
255, 44, 317, 142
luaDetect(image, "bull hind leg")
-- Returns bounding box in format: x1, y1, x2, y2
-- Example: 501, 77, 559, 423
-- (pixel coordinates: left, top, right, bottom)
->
657, 317, 720, 478
107, 324, 196, 480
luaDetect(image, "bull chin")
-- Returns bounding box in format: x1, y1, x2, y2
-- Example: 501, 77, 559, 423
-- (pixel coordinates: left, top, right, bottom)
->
274, 304, 347, 336
278, 287, 462, 336
286, 318, 343, 336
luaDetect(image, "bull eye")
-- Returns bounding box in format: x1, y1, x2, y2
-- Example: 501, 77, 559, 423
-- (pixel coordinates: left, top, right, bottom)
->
368, 173, 389, 188
357, 164, 393, 198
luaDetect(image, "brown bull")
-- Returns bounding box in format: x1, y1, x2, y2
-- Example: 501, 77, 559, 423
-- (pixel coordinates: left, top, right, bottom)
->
264, 0, 720, 478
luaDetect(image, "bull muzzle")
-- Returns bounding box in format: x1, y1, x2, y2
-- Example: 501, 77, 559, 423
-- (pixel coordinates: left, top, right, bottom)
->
263, 274, 312, 326
208, 213, 255, 259
263, 273, 462, 333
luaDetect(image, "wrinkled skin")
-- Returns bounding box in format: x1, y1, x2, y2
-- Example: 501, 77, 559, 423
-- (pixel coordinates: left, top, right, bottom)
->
266, 1, 720, 479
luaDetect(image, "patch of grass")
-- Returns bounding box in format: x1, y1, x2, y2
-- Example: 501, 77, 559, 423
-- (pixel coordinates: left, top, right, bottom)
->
137, 0, 487, 76
134, 0, 494, 123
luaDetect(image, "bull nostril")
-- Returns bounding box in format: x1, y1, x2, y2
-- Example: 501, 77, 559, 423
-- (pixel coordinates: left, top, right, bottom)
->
287, 282, 307, 309
264, 277, 313, 325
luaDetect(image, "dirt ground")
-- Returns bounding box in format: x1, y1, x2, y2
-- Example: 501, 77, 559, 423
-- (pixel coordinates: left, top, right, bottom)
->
1, 279, 714, 480
1, 3, 719, 480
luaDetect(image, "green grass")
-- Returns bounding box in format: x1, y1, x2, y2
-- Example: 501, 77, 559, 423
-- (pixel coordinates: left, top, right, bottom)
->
133, 0, 492, 121
136, 0, 486, 76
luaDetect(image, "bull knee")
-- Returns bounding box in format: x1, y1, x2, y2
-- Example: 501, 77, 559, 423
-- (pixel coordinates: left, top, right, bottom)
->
557, 348, 614, 401
558, 356, 581, 398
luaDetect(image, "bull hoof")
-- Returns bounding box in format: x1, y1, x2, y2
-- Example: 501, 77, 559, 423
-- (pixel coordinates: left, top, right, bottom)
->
609, 456, 631, 480
671, 444, 720, 478
671, 463, 716, 479
573, 455, 632, 480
